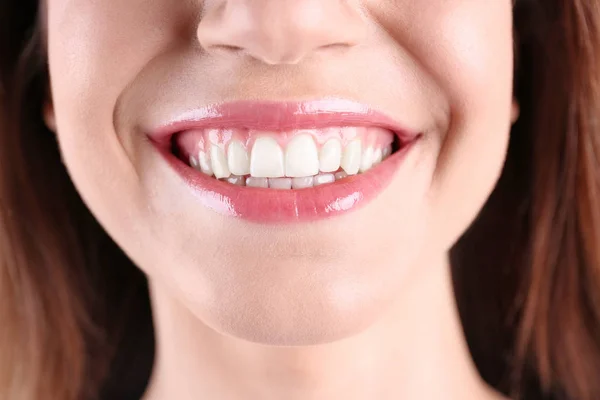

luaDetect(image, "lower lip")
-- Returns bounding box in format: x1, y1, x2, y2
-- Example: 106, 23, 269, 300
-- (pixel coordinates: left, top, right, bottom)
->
158, 142, 416, 223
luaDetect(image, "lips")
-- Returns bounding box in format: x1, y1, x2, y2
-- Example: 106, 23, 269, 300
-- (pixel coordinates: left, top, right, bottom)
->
148, 99, 420, 223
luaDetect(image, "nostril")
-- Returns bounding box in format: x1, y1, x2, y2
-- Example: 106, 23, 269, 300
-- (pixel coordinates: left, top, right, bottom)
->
205, 43, 246, 57
210, 44, 244, 53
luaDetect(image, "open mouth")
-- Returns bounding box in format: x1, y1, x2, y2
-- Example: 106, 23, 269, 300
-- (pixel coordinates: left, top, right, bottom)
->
149, 99, 419, 223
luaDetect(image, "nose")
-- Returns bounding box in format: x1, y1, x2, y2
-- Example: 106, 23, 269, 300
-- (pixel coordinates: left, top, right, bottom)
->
196, 0, 367, 65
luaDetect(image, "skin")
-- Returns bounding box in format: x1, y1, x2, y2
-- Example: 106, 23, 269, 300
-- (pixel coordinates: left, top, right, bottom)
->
44, 0, 515, 398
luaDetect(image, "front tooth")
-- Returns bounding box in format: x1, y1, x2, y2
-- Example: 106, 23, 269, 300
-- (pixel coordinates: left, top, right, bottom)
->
198, 151, 213, 176
210, 144, 231, 179
285, 133, 319, 177
372, 148, 383, 164
359, 147, 374, 173
227, 140, 250, 176
319, 139, 342, 172
340, 139, 362, 175
269, 178, 292, 190
246, 177, 269, 188
314, 173, 335, 186
291, 176, 314, 189
250, 137, 285, 178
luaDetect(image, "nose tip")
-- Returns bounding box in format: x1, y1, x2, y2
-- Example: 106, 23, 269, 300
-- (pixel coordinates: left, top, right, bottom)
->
196, 0, 366, 65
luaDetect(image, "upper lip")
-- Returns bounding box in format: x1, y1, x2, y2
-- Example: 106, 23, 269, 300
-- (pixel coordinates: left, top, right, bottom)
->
148, 98, 419, 144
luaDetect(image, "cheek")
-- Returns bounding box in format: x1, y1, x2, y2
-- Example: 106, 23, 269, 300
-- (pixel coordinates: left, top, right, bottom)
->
45, 0, 192, 231
376, 1, 515, 247
45, 0, 194, 136
431, 5, 514, 246
46, 0, 193, 85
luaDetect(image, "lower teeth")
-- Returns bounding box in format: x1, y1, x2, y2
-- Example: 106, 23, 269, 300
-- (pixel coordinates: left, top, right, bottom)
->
222, 171, 352, 189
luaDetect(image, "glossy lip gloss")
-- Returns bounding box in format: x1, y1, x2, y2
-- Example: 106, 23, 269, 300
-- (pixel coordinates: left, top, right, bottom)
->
148, 99, 420, 223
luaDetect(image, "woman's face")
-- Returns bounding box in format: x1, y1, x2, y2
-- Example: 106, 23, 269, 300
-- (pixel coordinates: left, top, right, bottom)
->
45, 0, 514, 344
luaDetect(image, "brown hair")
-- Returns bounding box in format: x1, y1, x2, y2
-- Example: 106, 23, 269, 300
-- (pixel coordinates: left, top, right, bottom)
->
1, 0, 599, 399
0, 2, 150, 399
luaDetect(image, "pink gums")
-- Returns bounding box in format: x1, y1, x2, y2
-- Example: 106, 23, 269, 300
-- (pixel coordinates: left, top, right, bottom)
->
175, 126, 394, 160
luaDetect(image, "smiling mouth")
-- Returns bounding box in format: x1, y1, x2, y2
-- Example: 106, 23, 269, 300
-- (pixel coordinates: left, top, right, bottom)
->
149, 99, 419, 223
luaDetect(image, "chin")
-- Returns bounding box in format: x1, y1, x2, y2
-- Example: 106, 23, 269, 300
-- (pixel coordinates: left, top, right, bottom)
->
159, 237, 422, 346
198, 277, 394, 346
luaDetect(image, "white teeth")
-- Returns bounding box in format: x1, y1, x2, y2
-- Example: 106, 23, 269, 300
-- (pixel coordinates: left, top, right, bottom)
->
227, 140, 250, 176
319, 139, 342, 173
269, 177, 292, 190
226, 175, 246, 186
340, 139, 362, 175
250, 137, 285, 178
314, 173, 335, 186
383, 146, 392, 158
198, 151, 213, 176
291, 176, 314, 189
335, 171, 348, 180
372, 148, 383, 165
285, 133, 319, 177
210, 144, 231, 179
246, 177, 269, 188
190, 133, 394, 186
359, 147, 374, 173
190, 155, 199, 169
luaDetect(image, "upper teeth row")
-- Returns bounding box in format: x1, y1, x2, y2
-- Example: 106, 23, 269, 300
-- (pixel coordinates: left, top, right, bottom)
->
189, 134, 393, 179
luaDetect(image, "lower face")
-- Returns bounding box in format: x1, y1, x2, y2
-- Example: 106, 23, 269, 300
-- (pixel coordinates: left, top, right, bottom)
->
45, 0, 514, 344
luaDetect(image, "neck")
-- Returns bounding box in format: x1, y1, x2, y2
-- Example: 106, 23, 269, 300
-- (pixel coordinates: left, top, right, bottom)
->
143, 254, 495, 400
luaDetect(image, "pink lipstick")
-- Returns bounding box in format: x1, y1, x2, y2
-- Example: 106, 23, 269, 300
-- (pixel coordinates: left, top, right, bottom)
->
149, 99, 419, 223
